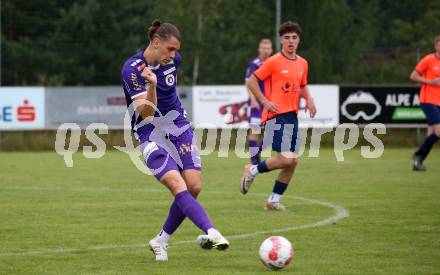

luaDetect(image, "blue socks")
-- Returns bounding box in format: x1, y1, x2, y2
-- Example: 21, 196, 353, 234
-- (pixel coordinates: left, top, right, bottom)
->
272, 180, 288, 195
415, 134, 439, 160
257, 160, 270, 173
267, 180, 289, 203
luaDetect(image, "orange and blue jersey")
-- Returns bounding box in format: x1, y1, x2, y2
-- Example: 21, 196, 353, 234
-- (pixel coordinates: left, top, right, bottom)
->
254, 52, 308, 124
415, 53, 440, 106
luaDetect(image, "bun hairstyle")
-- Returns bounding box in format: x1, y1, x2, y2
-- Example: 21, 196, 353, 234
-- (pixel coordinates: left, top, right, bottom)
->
147, 19, 181, 42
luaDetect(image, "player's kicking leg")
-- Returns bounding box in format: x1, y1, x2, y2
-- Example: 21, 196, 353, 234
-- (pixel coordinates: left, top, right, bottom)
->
162, 172, 229, 251
149, 170, 229, 260
196, 229, 230, 250
144, 143, 228, 261
181, 168, 229, 250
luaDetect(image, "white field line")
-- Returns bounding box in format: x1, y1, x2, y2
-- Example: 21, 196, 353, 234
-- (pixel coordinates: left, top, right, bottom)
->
0, 190, 349, 257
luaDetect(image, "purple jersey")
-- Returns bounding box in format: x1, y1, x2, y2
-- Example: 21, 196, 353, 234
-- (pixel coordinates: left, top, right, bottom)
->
121, 50, 189, 141
245, 57, 265, 94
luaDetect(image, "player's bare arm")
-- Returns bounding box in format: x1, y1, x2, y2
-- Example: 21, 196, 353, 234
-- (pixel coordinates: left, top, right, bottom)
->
300, 86, 316, 118
134, 67, 158, 119
410, 70, 440, 86
247, 74, 279, 113
246, 85, 260, 109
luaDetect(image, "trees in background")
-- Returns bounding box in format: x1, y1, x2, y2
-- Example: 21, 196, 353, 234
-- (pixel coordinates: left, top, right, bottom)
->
2, 0, 439, 86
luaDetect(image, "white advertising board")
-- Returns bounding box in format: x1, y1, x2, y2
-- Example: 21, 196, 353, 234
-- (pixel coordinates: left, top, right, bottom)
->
0, 87, 45, 129
193, 85, 339, 128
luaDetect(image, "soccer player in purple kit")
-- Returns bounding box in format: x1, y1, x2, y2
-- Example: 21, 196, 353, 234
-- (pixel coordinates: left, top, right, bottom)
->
121, 20, 229, 261
245, 39, 273, 165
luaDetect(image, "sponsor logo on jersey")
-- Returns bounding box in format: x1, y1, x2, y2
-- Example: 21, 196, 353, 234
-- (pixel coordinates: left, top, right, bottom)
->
130, 73, 142, 91
130, 59, 142, 67
281, 82, 291, 93
163, 66, 176, 75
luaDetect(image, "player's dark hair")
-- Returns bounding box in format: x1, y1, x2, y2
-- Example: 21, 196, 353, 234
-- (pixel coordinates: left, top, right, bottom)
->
278, 21, 302, 37
147, 19, 181, 42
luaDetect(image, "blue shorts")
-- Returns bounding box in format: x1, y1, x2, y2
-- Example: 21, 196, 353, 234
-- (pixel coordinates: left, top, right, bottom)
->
140, 129, 202, 180
421, 103, 440, 126
262, 112, 299, 153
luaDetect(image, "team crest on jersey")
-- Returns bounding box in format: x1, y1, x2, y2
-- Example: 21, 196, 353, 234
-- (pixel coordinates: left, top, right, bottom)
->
282, 82, 291, 93
165, 74, 175, 86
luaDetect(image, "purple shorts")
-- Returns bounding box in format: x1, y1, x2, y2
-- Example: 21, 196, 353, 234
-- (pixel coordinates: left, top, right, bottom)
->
140, 129, 202, 180
247, 102, 263, 129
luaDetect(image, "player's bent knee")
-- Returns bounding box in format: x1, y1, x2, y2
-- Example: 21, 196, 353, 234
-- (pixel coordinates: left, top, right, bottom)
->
285, 157, 298, 168
278, 155, 298, 169
160, 172, 187, 195
188, 184, 202, 197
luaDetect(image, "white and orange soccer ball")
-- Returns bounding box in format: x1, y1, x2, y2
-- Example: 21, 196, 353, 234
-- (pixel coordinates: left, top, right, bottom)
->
259, 236, 293, 270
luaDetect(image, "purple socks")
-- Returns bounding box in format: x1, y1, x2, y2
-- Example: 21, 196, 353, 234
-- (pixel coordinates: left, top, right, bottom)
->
162, 190, 213, 235
162, 200, 186, 235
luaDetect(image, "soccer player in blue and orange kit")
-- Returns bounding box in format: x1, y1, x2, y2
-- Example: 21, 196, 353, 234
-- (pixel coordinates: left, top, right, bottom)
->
240, 21, 316, 210
245, 39, 273, 165
410, 35, 440, 171
121, 20, 229, 261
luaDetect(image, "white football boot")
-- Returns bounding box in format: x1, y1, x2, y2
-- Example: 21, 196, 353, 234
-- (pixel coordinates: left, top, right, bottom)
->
264, 201, 287, 211
148, 238, 168, 261
196, 230, 229, 250
240, 164, 255, 194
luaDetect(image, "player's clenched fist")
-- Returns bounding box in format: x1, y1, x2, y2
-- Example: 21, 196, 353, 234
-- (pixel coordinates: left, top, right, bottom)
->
141, 67, 157, 86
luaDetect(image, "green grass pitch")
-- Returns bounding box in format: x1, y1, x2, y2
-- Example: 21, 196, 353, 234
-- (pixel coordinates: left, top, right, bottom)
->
0, 148, 439, 274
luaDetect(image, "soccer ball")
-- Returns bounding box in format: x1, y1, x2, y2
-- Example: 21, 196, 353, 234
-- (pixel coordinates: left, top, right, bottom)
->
259, 236, 293, 270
